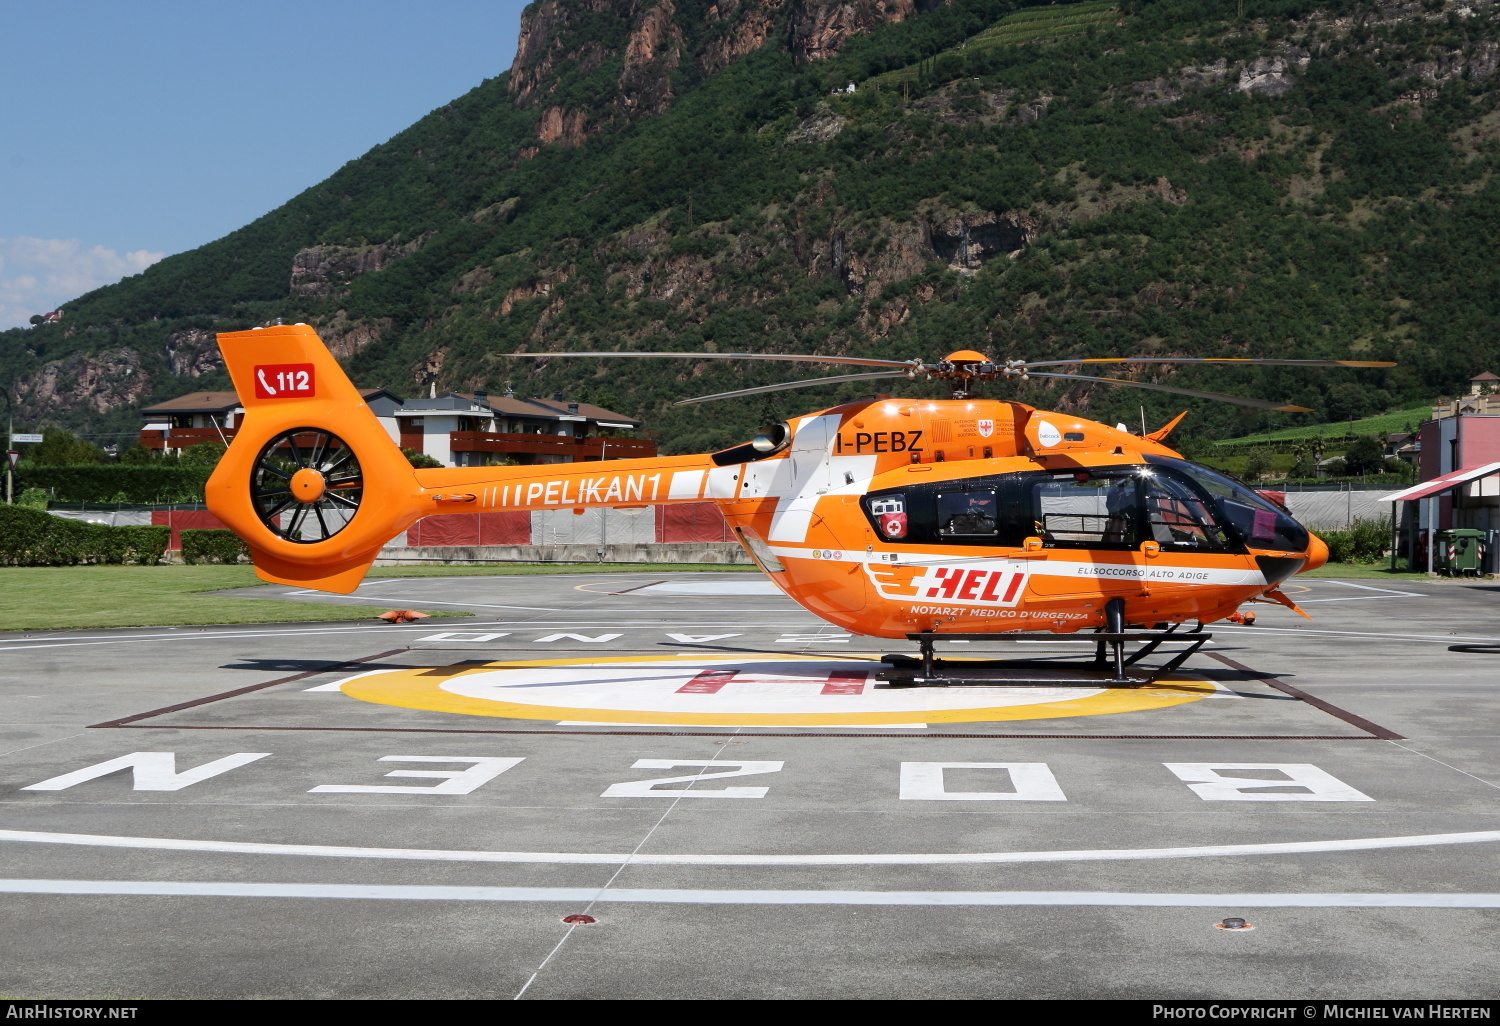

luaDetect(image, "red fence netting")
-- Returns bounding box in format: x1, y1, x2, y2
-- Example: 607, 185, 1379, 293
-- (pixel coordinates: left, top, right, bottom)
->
407, 512, 532, 547
151, 510, 228, 550
656, 503, 730, 543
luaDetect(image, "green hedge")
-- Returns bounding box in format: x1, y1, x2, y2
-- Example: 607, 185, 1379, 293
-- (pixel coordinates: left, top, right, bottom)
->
15, 465, 212, 503
1323, 518, 1392, 565
0, 506, 170, 566
181, 528, 250, 565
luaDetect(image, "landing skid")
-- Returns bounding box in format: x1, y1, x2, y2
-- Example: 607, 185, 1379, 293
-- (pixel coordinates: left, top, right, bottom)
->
877, 612, 1212, 689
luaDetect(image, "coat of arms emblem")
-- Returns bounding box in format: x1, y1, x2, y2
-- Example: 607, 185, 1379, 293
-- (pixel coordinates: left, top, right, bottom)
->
977, 419, 994, 438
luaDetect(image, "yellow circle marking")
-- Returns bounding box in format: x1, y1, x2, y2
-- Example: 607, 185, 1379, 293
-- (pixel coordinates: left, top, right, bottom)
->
339, 655, 1213, 726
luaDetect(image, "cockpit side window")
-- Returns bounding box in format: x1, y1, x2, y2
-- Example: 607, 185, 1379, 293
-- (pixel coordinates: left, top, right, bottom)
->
1142, 473, 1232, 552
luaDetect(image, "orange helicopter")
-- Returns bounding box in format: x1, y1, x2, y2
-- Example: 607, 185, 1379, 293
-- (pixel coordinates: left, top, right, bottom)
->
204, 325, 1392, 685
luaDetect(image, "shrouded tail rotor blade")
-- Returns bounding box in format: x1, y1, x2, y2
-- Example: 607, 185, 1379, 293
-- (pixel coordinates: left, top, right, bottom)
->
519, 351, 920, 370
1019, 357, 1396, 370
1023, 371, 1315, 413
673, 370, 913, 406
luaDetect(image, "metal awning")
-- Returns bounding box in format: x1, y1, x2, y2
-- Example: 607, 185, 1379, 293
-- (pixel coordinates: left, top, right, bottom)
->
1379, 461, 1500, 502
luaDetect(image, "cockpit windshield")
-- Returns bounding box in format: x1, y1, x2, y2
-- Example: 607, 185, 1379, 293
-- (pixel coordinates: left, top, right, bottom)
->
1145, 456, 1309, 553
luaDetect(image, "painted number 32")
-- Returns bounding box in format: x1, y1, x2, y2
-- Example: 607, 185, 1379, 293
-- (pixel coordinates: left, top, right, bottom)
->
253, 363, 316, 399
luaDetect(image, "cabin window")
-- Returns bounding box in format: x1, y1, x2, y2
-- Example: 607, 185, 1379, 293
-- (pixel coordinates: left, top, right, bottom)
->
862, 474, 1030, 547
1030, 473, 1138, 549
936, 490, 999, 537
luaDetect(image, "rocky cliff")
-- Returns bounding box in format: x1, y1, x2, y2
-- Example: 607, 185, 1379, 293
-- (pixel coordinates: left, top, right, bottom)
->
508, 0, 929, 151
15, 349, 151, 417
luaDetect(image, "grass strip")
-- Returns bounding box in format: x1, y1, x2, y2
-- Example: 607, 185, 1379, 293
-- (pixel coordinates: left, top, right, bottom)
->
0, 562, 757, 631
1298, 564, 1449, 580
367, 562, 755, 578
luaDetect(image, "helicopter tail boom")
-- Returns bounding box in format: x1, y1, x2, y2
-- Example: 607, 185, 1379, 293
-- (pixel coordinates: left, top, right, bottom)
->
206, 325, 725, 593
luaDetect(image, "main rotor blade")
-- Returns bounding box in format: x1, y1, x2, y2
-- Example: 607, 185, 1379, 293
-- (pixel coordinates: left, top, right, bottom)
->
1023, 372, 1315, 413
672, 371, 913, 406
520, 351, 919, 370
1019, 357, 1396, 370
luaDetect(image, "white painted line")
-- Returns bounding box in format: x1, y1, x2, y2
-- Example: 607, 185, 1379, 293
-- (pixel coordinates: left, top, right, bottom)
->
1214, 624, 1500, 644
3, 880, 1499, 908
304, 669, 395, 692
0, 621, 821, 654
2, 826, 1498, 866
1317, 580, 1429, 598
633, 582, 782, 596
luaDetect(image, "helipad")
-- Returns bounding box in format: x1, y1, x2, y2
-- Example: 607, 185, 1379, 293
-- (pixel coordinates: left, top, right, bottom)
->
330, 655, 1213, 726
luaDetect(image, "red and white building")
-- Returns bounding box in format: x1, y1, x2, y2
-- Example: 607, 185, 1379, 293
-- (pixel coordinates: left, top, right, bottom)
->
1381, 372, 1500, 571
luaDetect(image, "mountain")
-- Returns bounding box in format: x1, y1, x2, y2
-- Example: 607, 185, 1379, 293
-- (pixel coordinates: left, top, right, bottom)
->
7, 0, 1500, 454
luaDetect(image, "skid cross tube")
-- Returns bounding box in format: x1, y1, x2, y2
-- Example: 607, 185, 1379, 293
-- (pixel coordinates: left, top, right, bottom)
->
881, 623, 1213, 688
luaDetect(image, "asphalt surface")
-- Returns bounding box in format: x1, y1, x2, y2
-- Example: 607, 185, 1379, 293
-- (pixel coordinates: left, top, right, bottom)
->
1, 570, 1498, 999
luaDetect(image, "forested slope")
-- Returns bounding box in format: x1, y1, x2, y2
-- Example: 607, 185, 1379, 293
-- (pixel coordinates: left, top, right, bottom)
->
7, 0, 1500, 453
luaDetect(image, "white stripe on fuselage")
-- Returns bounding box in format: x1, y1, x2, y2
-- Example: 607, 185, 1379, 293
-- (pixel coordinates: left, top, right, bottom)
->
770, 546, 1266, 588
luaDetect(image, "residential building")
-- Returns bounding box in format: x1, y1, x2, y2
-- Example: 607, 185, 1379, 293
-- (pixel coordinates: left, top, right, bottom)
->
398, 391, 654, 466
138, 388, 653, 466
1404, 394, 1500, 537
1430, 371, 1500, 419
1383, 432, 1420, 467
139, 389, 403, 454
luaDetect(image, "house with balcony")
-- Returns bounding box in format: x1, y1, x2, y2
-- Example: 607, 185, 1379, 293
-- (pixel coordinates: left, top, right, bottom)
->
139, 387, 649, 466
397, 391, 654, 466
139, 389, 403, 453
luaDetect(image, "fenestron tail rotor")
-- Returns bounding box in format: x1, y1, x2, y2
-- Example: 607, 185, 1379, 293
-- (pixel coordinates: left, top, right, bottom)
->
251, 429, 364, 544
514, 348, 1394, 409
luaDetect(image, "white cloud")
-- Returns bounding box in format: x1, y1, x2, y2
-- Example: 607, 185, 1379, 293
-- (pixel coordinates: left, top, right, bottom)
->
0, 237, 164, 331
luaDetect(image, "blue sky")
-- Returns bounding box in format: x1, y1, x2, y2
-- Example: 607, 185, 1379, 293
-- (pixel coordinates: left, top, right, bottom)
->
0, 0, 529, 329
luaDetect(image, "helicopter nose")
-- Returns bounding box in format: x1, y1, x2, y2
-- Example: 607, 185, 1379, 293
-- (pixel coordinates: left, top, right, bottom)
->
1303, 532, 1330, 572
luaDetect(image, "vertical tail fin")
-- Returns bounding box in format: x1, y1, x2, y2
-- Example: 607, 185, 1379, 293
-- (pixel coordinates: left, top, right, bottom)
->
205, 325, 424, 593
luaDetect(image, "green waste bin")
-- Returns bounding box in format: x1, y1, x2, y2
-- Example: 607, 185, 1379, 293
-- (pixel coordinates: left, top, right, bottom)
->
1434, 529, 1487, 576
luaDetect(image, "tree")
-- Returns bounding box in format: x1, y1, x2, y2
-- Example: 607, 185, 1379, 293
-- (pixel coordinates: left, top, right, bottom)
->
1243, 448, 1273, 480
27, 430, 103, 466
402, 447, 443, 468
179, 441, 227, 468
118, 441, 156, 465
1325, 383, 1373, 424
1344, 435, 1385, 475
